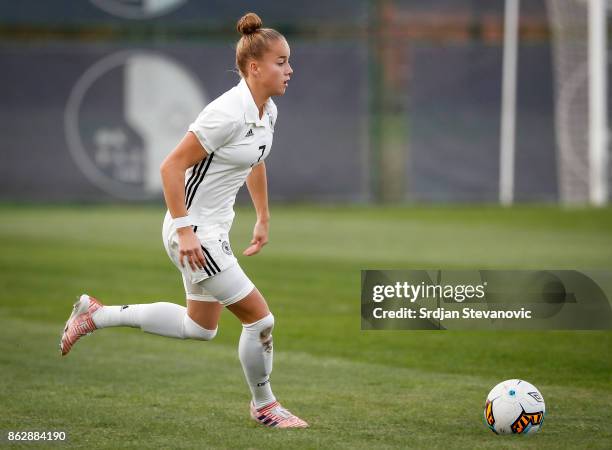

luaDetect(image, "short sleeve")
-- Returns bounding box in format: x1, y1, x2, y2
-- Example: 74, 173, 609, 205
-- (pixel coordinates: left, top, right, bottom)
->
188, 108, 237, 154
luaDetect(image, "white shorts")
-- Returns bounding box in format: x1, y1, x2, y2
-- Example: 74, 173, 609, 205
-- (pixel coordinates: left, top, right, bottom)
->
162, 215, 255, 307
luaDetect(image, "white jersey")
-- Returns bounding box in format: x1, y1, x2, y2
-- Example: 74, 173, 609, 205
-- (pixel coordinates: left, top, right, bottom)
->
169, 78, 276, 230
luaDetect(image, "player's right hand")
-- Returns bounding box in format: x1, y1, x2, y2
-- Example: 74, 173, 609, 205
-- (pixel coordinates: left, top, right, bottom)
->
177, 227, 206, 271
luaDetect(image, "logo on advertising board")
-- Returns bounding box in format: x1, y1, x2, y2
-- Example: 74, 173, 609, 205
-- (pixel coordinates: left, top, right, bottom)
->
65, 50, 206, 199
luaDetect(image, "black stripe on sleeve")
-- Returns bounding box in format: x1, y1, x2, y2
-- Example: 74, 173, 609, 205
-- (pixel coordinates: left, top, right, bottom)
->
185, 158, 206, 203
184, 159, 203, 194
186, 153, 214, 209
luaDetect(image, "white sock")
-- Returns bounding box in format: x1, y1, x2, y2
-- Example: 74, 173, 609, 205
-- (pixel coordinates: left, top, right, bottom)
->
92, 302, 217, 341
238, 313, 276, 408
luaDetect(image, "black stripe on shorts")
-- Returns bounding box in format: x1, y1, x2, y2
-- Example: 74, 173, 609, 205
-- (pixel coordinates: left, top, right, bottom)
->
202, 260, 213, 277
200, 245, 217, 275
201, 246, 221, 273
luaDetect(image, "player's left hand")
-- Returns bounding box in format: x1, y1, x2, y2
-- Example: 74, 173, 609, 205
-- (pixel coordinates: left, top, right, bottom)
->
243, 220, 269, 256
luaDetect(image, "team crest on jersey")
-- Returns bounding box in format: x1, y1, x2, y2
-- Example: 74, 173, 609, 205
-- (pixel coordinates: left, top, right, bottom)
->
221, 240, 232, 255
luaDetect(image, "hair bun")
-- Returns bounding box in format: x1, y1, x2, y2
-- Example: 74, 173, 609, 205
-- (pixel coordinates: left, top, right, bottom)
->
237, 12, 263, 36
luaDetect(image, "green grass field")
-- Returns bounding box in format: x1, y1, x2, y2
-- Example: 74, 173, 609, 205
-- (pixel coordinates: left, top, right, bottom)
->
1, 204, 611, 449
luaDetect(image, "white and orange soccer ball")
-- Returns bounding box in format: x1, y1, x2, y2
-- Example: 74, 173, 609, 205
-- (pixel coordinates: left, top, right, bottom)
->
484, 379, 546, 435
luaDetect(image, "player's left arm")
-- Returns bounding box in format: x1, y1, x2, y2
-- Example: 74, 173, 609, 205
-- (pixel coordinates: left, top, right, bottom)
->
244, 162, 270, 256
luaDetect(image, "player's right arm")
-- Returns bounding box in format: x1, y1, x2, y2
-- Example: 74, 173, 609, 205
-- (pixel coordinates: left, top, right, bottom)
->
160, 131, 207, 271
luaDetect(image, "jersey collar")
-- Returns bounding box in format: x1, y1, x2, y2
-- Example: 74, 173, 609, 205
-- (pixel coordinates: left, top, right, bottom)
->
238, 78, 274, 126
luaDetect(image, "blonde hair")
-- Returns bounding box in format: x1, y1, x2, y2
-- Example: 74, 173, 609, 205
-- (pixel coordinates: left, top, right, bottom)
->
235, 12, 285, 78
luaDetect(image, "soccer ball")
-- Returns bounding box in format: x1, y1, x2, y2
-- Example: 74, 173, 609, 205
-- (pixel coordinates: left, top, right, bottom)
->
484, 379, 546, 435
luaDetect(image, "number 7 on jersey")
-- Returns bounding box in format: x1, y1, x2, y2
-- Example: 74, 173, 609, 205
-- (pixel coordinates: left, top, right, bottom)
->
252, 145, 266, 167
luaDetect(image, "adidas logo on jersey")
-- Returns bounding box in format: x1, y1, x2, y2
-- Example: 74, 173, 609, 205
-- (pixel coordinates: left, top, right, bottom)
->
245, 129, 254, 137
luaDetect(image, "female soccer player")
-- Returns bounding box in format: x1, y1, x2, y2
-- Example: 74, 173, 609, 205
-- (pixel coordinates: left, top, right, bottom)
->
60, 12, 307, 429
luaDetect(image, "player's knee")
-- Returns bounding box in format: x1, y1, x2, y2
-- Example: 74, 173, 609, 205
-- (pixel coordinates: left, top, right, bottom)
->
191, 326, 218, 341
259, 313, 274, 349
197, 328, 218, 341
243, 313, 274, 351
182, 314, 218, 341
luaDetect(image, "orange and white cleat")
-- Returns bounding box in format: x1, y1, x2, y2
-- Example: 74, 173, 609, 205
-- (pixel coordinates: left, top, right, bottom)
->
59, 294, 103, 356
250, 401, 309, 428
